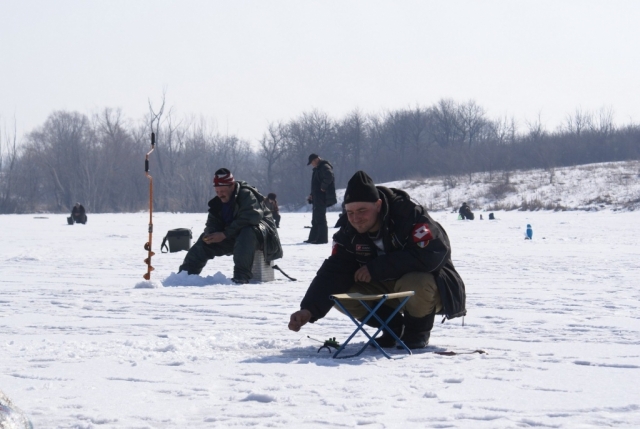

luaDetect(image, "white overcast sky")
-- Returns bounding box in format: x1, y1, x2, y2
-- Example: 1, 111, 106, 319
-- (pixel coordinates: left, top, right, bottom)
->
1, 0, 639, 143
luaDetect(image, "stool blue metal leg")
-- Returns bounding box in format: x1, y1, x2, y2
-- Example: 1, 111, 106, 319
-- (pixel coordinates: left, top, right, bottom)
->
361, 297, 413, 355
330, 294, 413, 359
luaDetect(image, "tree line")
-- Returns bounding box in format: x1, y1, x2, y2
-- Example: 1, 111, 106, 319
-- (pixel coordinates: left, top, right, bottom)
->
1, 100, 639, 214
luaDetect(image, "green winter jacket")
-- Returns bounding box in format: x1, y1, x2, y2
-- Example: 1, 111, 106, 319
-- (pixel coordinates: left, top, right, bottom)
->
205, 181, 283, 262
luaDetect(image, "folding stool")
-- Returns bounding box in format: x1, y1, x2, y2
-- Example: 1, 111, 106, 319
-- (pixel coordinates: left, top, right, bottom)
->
330, 291, 415, 359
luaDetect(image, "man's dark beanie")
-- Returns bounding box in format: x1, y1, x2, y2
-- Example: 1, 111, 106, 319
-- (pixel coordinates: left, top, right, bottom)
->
344, 171, 379, 204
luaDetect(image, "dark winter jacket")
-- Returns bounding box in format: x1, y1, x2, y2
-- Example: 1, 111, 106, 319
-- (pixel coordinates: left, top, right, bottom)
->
205, 181, 283, 262
300, 186, 466, 322
459, 203, 474, 220
334, 203, 348, 228
310, 160, 337, 208
71, 205, 85, 217
71, 205, 87, 223
264, 198, 279, 216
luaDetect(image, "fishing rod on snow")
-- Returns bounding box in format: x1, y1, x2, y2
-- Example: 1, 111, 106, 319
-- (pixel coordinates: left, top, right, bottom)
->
143, 131, 156, 280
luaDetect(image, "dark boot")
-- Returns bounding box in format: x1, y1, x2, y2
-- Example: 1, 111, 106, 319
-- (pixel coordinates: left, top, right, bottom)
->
402, 311, 435, 349
359, 305, 404, 349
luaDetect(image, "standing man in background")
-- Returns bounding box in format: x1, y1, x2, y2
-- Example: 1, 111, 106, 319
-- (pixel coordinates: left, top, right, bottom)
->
305, 154, 336, 244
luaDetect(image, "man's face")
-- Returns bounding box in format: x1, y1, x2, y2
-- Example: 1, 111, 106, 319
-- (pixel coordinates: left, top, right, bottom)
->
310, 158, 320, 168
345, 200, 382, 233
215, 183, 235, 203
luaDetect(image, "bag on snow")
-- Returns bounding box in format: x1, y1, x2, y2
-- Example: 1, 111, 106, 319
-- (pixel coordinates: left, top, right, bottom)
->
160, 228, 192, 253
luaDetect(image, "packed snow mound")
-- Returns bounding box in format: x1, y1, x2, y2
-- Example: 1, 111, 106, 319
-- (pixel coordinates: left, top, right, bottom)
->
133, 280, 162, 289
162, 270, 231, 287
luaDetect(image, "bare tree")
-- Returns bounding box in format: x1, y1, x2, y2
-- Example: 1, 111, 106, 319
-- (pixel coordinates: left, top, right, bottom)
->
594, 106, 615, 137
93, 108, 143, 211
177, 121, 216, 212
563, 108, 593, 137
431, 99, 462, 147
458, 100, 488, 148
0, 116, 19, 212
260, 122, 287, 191
337, 109, 367, 177
27, 111, 94, 211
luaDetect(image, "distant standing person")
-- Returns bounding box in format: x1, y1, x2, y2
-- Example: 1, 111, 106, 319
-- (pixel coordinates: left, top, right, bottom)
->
458, 202, 474, 220
264, 193, 281, 228
70, 202, 87, 224
305, 153, 336, 244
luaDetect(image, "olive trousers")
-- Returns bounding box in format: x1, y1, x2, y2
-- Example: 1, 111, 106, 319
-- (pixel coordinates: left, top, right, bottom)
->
334, 271, 442, 319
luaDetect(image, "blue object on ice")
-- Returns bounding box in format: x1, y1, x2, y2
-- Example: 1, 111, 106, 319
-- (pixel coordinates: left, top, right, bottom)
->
526, 224, 533, 240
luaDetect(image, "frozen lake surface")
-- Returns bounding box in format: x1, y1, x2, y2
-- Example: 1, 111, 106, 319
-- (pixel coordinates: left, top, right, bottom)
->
1, 210, 639, 428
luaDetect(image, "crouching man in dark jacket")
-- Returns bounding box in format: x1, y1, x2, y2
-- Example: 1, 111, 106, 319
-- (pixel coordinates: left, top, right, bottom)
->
288, 171, 466, 349
178, 168, 283, 284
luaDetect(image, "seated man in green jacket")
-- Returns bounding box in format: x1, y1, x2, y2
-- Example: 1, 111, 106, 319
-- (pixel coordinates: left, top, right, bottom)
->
288, 171, 466, 349
178, 168, 282, 284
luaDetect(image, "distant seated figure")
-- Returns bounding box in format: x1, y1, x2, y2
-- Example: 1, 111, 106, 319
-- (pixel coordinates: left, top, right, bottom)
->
264, 193, 281, 228
458, 202, 474, 220
71, 202, 87, 224
334, 202, 348, 228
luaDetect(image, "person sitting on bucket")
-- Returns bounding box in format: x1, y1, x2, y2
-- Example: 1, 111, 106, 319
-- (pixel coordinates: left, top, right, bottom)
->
178, 168, 283, 284
458, 202, 474, 220
288, 171, 467, 349
264, 193, 281, 228
71, 202, 87, 224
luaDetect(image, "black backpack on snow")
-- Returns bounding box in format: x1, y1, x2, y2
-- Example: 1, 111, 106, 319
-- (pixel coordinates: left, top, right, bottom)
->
160, 228, 192, 253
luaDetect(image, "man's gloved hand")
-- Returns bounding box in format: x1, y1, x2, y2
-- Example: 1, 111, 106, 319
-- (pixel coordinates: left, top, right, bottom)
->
288, 309, 312, 332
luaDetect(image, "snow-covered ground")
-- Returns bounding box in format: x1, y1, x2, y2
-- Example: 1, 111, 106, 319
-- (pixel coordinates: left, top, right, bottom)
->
1, 208, 640, 428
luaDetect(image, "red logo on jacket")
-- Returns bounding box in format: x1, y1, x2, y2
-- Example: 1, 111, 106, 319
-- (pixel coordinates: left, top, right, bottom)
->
412, 223, 433, 248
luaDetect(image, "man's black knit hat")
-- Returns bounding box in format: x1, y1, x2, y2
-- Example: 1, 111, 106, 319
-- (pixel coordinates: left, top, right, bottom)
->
344, 171, 379, 204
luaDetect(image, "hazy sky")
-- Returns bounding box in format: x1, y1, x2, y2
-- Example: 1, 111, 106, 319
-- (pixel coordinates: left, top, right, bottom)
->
1, 0, 639, 143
